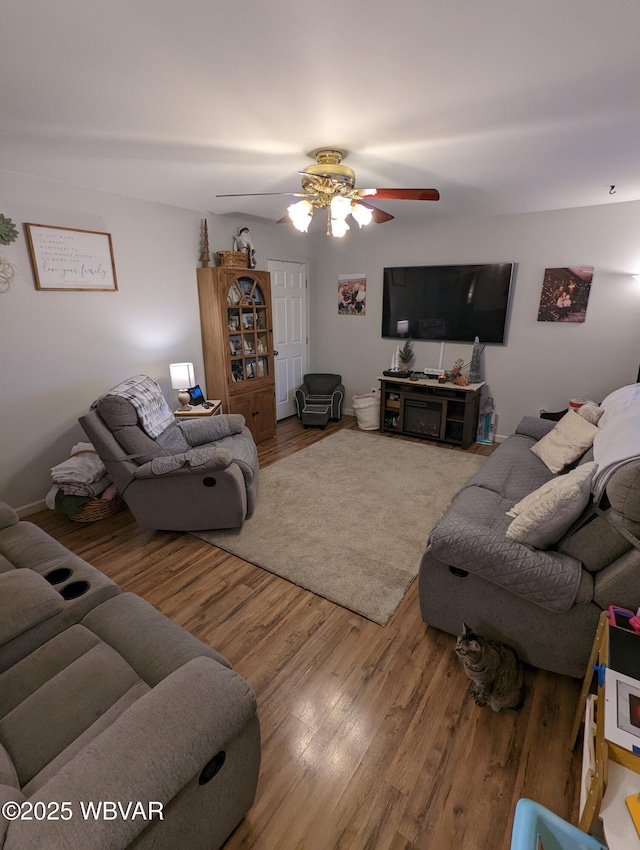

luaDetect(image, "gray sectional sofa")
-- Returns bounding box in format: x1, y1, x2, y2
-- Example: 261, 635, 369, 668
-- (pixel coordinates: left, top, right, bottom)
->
419, 383, 640, 678
0, 503, 260, 849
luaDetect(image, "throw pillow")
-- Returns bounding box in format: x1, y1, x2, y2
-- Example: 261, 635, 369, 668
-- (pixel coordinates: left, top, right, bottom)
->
506, 462, 597, 549
576, 402, 604, 426
530, 409, 599, 473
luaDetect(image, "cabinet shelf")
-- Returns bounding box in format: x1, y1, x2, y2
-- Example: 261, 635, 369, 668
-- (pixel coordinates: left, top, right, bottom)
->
198, 267, 276, 442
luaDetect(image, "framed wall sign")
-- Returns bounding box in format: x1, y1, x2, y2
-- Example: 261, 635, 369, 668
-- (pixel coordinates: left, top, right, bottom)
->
24, 223, 118, 291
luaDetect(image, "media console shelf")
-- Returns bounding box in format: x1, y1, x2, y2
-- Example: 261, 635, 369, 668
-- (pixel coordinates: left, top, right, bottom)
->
378, 376, 485, 449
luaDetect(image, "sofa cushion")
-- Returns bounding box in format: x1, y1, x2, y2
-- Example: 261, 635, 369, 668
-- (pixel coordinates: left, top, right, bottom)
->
505, 462, 596, 549
155, 420, 191, 455
577, 402, 604, 425
0, 571, 64, 645
0, 633, 143, 787
605, 459, 640, 520
530, 410, 599, 473
0, 743, 19, 788
459, 433, 554, 503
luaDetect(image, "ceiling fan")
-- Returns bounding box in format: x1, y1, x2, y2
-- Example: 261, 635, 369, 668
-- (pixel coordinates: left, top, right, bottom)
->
216, 149, 440, 237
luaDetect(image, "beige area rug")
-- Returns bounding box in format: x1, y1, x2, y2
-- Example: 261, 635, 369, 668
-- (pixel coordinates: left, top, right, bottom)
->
194, 430, 486, 625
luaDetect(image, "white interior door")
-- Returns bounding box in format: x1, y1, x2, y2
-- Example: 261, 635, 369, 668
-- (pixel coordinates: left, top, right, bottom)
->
267, 259, 307, 420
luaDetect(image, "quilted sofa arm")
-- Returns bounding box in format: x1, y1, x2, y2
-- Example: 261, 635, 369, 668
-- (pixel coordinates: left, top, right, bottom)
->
428, 513, 584, 612
3, 657, 258, 850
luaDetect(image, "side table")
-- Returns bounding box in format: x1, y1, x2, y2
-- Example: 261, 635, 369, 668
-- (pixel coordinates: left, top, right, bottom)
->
174, 400, 222, 418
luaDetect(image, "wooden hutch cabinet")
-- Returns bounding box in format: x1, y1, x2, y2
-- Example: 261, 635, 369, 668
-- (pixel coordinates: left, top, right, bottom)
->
197, 267, 276, 442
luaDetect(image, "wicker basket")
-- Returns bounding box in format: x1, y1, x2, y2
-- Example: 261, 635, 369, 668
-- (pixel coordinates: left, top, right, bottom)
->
217, 250, 248, 269
70, 493, 125, 523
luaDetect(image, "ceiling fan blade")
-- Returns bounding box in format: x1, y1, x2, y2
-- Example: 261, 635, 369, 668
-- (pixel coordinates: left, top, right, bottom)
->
216, 191, 309, 198
356, 188, 440, 201
353, 199, 394, 223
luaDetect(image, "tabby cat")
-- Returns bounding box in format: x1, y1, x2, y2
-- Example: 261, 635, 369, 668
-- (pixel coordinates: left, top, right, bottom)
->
455, 623, 524, 712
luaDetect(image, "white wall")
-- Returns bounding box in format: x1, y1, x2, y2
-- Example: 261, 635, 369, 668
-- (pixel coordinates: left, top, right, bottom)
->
3, 169, 640, 513
0, 171, 304, 511
310, 202, 640, 435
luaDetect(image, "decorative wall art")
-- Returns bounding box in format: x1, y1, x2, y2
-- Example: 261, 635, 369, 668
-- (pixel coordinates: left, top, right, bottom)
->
536, 266, 594, 323
338, 273, 366, 315
25, 223, 118, 291
0, 214, 19, 245
0, 214, 19, 293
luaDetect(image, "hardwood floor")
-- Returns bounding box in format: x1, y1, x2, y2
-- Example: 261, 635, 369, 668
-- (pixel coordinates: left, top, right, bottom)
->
29, 416, 581, 850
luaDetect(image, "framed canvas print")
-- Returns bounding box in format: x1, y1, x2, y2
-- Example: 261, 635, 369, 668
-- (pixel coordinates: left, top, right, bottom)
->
536, 266, 593, 323
338, 273, 366, 315
25, 223, 118, 291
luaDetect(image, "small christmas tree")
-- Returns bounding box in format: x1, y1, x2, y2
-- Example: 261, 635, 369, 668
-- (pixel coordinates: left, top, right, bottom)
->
469, 336, 482, 383
398, 339, 414, 371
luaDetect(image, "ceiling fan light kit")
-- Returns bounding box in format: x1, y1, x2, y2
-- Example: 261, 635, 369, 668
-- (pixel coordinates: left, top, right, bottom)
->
217, 149, 440, 237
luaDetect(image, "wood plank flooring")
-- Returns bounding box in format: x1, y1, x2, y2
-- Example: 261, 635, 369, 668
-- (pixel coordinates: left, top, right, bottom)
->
29, 416, 582, 850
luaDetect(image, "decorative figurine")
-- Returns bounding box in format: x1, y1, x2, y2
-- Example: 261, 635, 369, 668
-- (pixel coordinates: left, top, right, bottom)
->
233, 226, 257, 269
449, 358, 469, 386
200, 219, 210, 267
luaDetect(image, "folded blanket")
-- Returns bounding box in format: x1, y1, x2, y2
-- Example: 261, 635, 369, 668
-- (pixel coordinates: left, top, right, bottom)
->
51, 442, 106, 485
92, 374, 173, 439
54, 490, 93, 516
59, 474, 111, 498
592, 383, 640, 499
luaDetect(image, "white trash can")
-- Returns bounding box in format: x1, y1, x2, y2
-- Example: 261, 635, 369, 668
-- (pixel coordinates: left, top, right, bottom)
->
352, 391, 380, 430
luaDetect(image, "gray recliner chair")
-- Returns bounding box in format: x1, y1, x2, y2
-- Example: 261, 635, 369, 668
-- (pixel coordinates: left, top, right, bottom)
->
294, 373, 345, 428
79, 375, 258, 531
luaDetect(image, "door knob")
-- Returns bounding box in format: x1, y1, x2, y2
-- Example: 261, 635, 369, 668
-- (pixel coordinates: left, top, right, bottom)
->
273, 350, 279, 356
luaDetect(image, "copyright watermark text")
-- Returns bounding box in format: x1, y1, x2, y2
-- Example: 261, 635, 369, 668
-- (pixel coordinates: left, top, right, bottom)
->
2, 801, 163, 821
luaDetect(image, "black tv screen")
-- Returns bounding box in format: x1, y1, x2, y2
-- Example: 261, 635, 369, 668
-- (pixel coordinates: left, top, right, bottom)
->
382, 263, 514, 344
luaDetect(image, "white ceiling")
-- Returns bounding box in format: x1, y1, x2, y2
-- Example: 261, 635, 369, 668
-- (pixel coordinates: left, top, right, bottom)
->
3, 0, 640, 228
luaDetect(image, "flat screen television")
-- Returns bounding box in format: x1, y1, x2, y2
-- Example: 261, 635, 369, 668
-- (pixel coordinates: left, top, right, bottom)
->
382, 263, 514, 344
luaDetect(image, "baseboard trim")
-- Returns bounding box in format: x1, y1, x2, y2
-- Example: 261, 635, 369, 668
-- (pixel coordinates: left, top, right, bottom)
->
16, 499, 47, 518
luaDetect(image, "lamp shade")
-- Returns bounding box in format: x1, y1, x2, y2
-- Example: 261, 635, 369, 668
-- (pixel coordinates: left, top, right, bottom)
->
169, 362, 195, 389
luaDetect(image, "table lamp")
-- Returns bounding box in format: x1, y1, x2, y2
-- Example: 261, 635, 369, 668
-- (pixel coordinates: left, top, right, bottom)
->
170, 362, 195, 411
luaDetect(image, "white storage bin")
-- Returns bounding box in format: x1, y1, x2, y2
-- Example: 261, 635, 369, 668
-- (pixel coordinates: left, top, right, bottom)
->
352, 392, 380, 430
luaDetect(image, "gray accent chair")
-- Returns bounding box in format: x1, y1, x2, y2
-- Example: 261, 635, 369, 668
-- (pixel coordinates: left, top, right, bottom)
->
0, 503, 261, 850
294, 373, 345, 425
419, 415, 640, 678
79, 380, 259, 531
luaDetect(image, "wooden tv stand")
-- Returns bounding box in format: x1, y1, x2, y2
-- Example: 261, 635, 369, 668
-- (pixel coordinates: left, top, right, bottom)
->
378, 376, 485, 449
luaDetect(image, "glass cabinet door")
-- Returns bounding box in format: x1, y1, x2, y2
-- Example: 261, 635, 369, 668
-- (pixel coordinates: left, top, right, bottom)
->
226, 276, 270, 384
